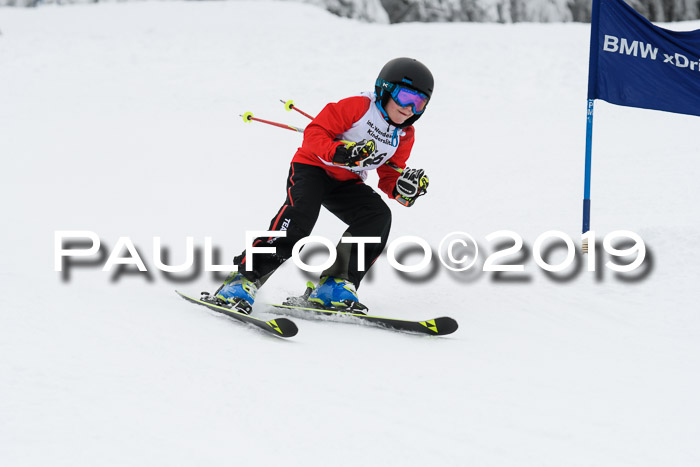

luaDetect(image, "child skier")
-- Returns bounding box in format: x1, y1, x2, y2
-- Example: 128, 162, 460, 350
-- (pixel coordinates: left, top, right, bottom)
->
215, 57, 433, 314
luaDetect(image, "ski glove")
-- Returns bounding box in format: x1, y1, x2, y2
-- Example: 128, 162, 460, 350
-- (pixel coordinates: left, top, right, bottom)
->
332, 140, 377, 168
394, 167, 429, 207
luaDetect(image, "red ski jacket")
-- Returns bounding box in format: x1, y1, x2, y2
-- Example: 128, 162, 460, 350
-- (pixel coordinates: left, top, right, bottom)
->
292, 92, 415, 199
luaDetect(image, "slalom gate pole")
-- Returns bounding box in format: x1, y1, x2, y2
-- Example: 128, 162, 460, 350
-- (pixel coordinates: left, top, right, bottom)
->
582, 98, 595, 254
281, 99, 315, 120
240, 111, 304, 133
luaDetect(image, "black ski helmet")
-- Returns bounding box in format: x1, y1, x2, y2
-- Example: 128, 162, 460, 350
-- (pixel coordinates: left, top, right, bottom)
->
374, 57, 434, 128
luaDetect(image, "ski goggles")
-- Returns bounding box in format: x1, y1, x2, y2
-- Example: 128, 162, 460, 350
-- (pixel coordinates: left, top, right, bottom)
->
378, 79, 430, 114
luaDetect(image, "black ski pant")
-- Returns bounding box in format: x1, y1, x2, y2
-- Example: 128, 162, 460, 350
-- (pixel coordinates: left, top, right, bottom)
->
235, 163, 392, 288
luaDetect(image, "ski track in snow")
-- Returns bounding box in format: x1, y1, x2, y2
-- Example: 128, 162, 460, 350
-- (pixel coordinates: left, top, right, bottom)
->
1, 2, 699, 465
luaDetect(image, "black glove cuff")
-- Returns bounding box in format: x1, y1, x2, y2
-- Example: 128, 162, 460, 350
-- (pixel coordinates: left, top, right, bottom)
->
332, 145, 351, 165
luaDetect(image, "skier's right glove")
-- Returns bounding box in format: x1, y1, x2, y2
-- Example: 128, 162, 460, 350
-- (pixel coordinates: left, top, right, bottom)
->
332, 140, 377, 168
393, 167, 429, 207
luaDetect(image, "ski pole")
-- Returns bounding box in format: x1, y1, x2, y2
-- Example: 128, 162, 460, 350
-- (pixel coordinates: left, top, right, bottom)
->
245, 103, 403, 175
240, 111, 305, 133
385, 161, 403, 174
281, 99, 315, 120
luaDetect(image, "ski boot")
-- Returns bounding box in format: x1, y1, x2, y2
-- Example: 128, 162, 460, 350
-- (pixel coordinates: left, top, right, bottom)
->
213, 271, 258, 314
307, 276, 368, 314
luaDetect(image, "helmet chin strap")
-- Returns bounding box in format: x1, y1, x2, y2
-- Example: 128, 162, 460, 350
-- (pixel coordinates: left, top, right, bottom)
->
375, 92, 404, 128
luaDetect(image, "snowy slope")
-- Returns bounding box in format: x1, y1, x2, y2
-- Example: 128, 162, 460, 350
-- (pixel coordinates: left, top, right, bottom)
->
1, 2, 700, 466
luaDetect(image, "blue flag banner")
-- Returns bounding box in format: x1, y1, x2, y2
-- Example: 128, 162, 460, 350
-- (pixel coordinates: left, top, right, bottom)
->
582, 0, 700, 240
588, 0, 700, 117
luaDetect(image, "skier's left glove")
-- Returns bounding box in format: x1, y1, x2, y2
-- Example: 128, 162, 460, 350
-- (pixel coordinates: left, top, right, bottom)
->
393, 167, 429, 207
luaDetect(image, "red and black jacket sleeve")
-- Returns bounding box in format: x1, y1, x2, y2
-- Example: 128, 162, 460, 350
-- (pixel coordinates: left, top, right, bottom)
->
377, 126, 415, 199
300, 96, 371, 164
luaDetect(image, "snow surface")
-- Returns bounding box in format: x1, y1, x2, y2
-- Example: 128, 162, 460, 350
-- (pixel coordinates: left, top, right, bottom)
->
2, 2, 700, 466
